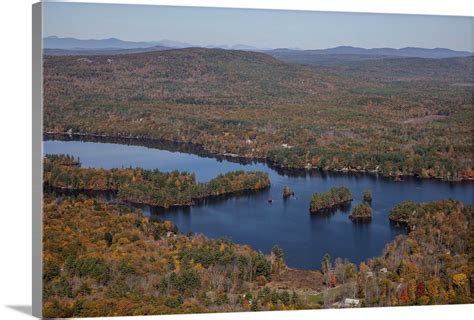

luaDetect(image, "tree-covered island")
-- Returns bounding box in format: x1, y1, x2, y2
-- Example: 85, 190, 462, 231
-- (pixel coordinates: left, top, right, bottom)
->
282, 185, 294, 199
363, 190, 372, 203
309, 187, 353, 213
349, 203, 373, 221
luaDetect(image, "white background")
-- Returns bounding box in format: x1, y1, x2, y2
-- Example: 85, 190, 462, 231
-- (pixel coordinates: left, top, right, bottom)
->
0, 1, 472, 319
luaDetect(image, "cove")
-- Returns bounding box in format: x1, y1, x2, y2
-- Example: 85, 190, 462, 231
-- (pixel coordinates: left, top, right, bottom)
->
44, 138, 474, 270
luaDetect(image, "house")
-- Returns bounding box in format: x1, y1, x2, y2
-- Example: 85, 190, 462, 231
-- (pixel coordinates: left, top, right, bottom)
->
379, 267, 388, 274
343, 298, 360, 307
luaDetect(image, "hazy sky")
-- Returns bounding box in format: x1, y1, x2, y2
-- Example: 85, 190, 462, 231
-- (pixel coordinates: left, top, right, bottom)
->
43, 2, 474, 51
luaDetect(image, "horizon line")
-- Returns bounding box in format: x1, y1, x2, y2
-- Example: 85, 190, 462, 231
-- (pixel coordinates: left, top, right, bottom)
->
43, 35, 474, 53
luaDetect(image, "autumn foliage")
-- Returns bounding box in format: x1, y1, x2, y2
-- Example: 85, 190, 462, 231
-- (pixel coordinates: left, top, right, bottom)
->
309, 187, 352, 213
43, 49, 473, 180
43, 195, 308, 317
44, 154, 270, 208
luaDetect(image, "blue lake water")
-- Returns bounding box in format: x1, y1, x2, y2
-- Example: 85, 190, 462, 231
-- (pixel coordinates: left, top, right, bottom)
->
44, 139, 474, 270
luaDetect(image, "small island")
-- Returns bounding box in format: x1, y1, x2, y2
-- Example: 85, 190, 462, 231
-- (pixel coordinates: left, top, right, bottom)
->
282, 185, 294, 199
363, 190, 372, 203
349, 203, 373, 221
309, 186, 352, 213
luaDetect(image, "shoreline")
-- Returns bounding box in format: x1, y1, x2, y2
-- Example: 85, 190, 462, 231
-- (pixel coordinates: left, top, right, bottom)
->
44, 131, 474, 183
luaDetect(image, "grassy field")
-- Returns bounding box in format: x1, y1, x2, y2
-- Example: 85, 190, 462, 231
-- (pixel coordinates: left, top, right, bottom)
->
307, 285, 344, 304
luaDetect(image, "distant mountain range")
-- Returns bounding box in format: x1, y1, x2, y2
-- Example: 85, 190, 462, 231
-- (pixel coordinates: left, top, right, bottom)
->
269, 46, 474, 60
43, 36, 193, 50
43, 46, 171, 56
43, 36, 473, 61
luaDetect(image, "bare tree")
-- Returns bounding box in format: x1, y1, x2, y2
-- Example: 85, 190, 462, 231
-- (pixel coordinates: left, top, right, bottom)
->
208, 265, 226, 291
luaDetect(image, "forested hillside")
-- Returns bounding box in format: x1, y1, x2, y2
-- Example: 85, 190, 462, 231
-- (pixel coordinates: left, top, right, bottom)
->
362, 200, 473, 306
43, 195, 305, 317
43, 48, 473, 180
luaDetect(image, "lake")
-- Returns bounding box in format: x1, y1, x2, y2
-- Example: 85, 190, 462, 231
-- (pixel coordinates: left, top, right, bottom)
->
44, 138, 474, 270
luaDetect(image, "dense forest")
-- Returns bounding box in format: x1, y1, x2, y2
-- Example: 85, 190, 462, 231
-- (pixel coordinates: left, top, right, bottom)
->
43, 48, 473, 180
42, 195, 306, 317
44, 154, 270, 208
312, 200, 473, 308
352, 200, 473, 307
42, 192, 473, 317
309, 187, 352, 213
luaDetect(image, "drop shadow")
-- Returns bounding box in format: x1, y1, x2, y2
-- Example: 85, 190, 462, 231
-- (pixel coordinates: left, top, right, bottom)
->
5, 305, 32, 317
